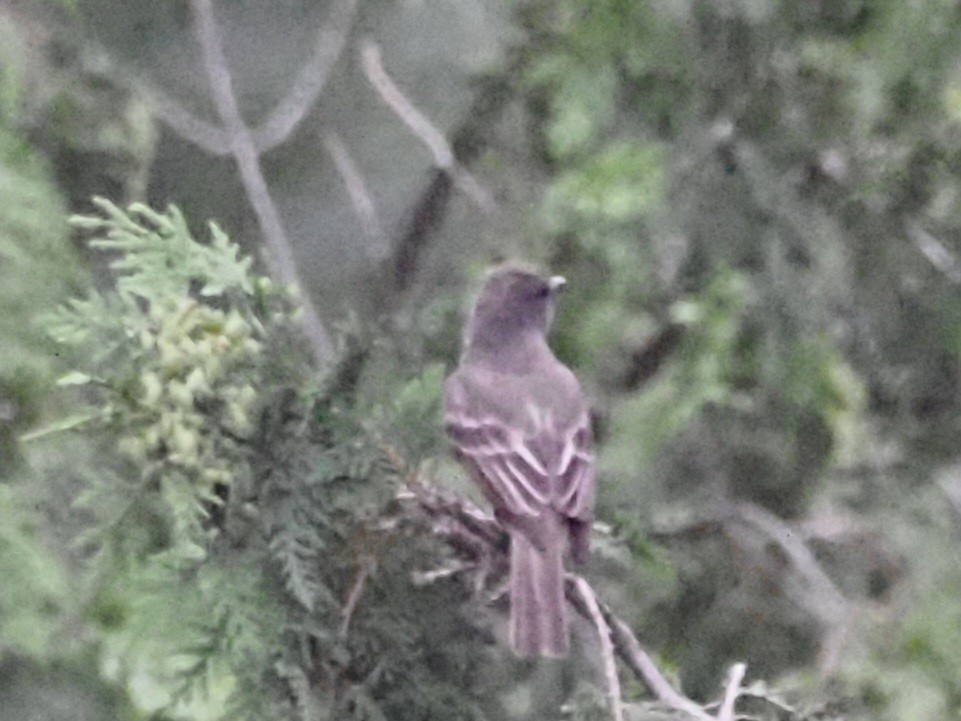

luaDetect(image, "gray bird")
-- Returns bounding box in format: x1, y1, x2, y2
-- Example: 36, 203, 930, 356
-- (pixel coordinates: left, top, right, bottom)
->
444, 264, 595, 658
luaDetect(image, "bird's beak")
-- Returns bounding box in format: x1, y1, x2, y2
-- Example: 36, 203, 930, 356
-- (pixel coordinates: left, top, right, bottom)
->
549, 276, 567, 293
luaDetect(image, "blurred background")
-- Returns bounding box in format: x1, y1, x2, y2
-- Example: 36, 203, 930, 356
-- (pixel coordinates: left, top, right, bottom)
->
4, 0, 961, 719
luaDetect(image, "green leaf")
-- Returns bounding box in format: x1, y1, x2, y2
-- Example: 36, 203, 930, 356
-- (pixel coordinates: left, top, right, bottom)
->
20, 411, 101, 441
55, 370, 93, 386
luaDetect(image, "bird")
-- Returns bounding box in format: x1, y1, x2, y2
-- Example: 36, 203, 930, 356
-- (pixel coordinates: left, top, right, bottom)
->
444, 263, 595, 658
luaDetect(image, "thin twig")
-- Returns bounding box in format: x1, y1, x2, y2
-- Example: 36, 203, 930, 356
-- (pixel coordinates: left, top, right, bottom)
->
403, 479, 717, 720
322, 130, 390, 259
359, 38, 496, 213
253, 0, 360, 152
572, 576, 624, 721
189, 0, 333, 364
339, 556, 375, 639
579, 585, 716, 721
717, 663, 746, 721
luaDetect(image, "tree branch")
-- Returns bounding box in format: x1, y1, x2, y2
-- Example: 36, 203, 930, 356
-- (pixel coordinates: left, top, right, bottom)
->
571, 576, 624, 721
716, 663, 746, 721
382, 72, 513, 304
909, 222, 961, 284
322, 130, 389, 259
147, 86, 231, 155
188, 0, 333, 364
727, 501, 851, 675
359, 38, 496, 214
253, 0, 360, 152
732, 501, 848, 625
339, 556, 375, 639
402, 479, 724, 720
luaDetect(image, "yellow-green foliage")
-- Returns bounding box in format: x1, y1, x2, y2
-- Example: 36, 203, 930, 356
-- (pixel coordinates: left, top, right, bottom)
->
40, 200, 284, 562
38, 200, 502, 721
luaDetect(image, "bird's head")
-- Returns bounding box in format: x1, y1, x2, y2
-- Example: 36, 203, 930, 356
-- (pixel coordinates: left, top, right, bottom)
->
465, 263, 566, 351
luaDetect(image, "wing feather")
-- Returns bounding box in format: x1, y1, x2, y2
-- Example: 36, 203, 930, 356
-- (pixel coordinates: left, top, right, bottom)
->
445, 369, 594, 522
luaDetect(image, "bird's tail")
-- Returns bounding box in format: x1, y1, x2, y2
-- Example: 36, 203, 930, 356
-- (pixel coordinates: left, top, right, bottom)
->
509, 526, 569, 658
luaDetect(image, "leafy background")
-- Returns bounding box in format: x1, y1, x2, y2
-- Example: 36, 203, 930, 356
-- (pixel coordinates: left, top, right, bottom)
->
3, 0, 961, 719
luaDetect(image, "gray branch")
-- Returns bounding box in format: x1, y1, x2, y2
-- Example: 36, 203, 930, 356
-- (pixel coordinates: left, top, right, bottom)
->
147, 86, 231, 155
571, 576, 625, 721
322, 130, 390, 259
402, 477, 732, 720
189, 0, 333, 363
253, 0, 360, 152
359, 38, 497, 214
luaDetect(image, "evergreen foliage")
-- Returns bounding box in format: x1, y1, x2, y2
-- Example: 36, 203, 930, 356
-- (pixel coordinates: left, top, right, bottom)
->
513, 0, 961, 705
7, 1, 961, 719
40, 200, 503, 720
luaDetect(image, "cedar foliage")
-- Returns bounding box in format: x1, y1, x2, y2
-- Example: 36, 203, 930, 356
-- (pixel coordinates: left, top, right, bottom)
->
41, 200, 498, 721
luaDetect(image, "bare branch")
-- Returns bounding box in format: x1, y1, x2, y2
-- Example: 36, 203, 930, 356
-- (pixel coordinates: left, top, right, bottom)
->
189, 0, 333, 364
340, 556, 375, 639
571, 576, 624, 721
322, 130, 390, 259
401, 477, 719, 721
147, 86, 231, 155
577, 586, 716, 721
716, 663, 746, 721
359, 38, 496, 213
253, 0, 360, 152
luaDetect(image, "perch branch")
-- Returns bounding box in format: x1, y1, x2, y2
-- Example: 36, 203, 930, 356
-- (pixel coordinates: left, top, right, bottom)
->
189, 0, 333, 364
576, 585, 716, 721
253, 0, 360, 152
359, 38, 496, 214
403, 479, 719, 721
571, 576, 624, 721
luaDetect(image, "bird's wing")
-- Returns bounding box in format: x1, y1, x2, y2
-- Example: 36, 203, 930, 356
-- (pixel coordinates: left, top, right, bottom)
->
551, 410, 595, 520
444, 368, 594, 520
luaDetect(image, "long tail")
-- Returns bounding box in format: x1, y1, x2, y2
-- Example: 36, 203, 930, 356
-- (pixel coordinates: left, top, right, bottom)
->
509, 528, 568, 658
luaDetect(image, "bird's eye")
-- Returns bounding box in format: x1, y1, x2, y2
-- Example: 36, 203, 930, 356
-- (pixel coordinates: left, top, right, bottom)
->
535, 285, 551, 299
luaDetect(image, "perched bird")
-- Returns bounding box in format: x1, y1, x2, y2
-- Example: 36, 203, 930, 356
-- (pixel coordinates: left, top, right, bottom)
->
444, 264, 595, 658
